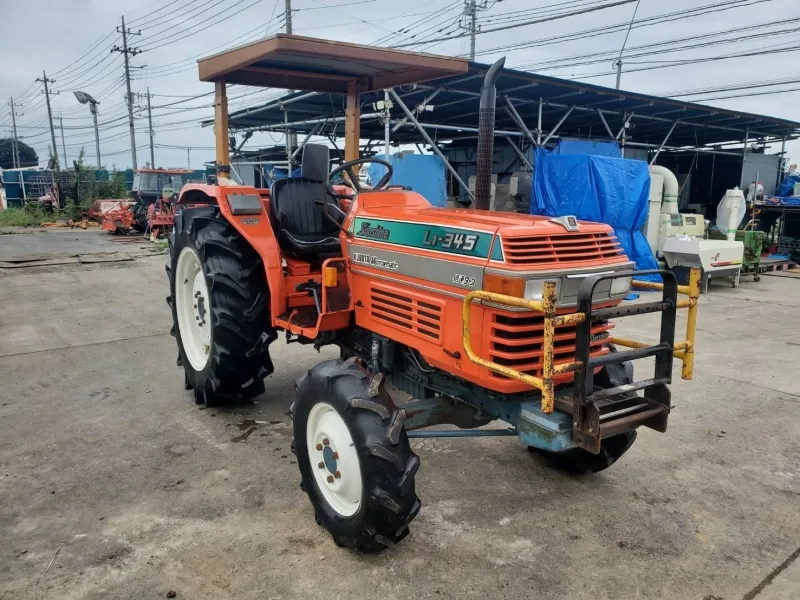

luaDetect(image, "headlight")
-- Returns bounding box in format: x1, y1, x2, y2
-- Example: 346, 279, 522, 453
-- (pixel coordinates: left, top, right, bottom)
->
525, 279, 553, 300
610, 275, 632, 295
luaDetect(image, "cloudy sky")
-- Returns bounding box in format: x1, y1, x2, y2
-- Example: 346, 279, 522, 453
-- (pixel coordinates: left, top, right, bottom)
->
0, 0, 797, 171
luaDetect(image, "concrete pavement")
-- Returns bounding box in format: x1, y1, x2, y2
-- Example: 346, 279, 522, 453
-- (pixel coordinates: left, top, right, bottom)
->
0, 230, 798, 600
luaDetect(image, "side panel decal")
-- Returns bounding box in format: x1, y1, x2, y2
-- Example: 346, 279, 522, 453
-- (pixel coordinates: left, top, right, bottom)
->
349, 244, 483, 291
353, 217, 492, 258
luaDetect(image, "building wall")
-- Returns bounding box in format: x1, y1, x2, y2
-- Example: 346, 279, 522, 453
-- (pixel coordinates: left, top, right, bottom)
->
741, 152, 780, 195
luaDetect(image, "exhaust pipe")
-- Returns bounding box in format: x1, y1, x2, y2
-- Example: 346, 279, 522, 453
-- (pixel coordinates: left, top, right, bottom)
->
474, 57, 505, 211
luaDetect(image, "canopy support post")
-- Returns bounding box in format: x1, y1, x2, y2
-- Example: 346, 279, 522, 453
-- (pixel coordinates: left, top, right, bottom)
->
345, 80, 361, 162
214, 80, 231, 182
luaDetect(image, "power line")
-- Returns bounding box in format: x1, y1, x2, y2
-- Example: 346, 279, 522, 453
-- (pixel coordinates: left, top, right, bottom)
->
138, 0, 264, 52
689, 86, 800, 102
515, 17, 800, 72
392, 0, 638, 47
371, 1, 462, 46
613, 0, 641, 88
478, 0, 774, 58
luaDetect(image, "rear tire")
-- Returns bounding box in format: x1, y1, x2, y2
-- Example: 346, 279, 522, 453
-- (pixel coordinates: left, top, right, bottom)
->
167, 206, 276, 406
292, 359, 421, 553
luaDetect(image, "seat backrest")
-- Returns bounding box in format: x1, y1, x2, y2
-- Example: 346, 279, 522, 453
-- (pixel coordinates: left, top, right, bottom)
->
268, 144, 336, 240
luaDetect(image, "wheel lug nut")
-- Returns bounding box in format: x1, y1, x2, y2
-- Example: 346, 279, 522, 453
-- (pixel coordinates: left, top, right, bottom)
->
331, 451, 339, 459
322, 438, 330, 446
318, 462, 325, 469
326, 475, 334, 483
334, 471, 341, 479
316, 443, 323, 451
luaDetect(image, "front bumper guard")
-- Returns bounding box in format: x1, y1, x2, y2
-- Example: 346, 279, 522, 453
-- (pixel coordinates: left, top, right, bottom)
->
462, 268, 701, 452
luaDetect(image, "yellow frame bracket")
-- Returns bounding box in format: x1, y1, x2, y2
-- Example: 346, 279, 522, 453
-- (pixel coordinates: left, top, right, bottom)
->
608, 267, 700, 380
462, 268, 701, 415
462, 281, 585, 414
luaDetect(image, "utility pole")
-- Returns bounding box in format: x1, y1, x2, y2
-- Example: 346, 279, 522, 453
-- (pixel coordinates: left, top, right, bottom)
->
90, 102, 101, 169
36, 71, 59, 169
613, 59, 623, 90
462, 1, 488, 61
112, 16, 141, 170
187, 148, 191, 169
464, 0, 478, 62
59, 114, 68, 168
146, 87, 155, 168
284, 0, 293, 34
8, 98, 22, 168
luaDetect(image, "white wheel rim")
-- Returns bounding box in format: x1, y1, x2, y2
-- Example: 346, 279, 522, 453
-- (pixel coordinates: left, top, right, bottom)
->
306, 402, 363, 517
175, 247, 211, 371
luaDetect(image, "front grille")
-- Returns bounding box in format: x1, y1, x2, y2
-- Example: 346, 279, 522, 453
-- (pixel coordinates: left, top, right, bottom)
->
370, 284, 442, 341
486, 308, 612, 379
502, 232, 624, 266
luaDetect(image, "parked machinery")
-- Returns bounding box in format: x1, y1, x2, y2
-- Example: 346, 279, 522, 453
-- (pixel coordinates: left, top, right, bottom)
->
166, 35, 702, 552
130, 169, 190, 231
647, 166, 744, 291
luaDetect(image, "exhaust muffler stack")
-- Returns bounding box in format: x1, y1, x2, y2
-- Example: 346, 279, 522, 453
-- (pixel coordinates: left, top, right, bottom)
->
474, 57, 505, 210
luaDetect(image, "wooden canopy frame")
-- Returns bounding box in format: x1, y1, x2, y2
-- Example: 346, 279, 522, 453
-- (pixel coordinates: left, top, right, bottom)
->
198, 34, 469, 172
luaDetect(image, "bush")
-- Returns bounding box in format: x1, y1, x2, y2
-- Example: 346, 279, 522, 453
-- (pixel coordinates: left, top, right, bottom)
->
0, 207, 43, 227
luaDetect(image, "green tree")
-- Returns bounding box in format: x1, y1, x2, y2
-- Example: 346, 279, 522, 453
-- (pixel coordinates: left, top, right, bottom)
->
0, 138, 39, 169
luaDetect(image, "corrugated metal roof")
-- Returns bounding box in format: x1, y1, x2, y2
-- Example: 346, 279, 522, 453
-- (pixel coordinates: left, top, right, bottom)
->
219, 62, 800, 150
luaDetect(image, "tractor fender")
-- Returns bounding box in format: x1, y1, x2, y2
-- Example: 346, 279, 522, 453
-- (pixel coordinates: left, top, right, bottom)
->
177, 184, 286, 321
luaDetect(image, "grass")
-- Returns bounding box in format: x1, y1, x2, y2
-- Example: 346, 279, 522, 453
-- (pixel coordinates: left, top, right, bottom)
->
0, 207, 45, 227
0, 201, 92, 228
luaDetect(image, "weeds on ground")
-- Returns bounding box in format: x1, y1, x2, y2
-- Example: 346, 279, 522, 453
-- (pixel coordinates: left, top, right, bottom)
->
0, 207, 42, 227
0, 200, 93, 228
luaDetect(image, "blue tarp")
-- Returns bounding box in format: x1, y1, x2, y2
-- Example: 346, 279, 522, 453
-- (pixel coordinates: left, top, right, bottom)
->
775, 174, 800, 197
554, 138, 621, 158
263, 165, 301, 187
531, 149, 660, 281
367, 153, 447, 207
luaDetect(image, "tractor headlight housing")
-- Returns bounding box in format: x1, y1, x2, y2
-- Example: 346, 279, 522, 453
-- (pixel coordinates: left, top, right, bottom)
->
610, 275, 633, 296
524, 279, 555, 301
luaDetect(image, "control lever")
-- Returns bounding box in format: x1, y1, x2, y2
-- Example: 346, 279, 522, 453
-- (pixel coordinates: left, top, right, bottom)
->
315, 198, 351, 238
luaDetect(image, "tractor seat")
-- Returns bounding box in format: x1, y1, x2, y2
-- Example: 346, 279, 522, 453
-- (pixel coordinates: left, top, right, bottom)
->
269, 144, 342, 260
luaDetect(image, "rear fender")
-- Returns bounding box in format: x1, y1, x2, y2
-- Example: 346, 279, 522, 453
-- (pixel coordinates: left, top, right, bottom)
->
179, 184, 286, 321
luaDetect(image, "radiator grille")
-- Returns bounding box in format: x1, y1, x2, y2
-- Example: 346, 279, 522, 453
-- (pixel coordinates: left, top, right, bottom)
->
502, 232, 624, 266
486, 309, 612, 379
370, 285, 442, 341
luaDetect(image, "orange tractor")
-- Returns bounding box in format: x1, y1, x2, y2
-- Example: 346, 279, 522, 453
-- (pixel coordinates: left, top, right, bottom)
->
167, 36, 701, 552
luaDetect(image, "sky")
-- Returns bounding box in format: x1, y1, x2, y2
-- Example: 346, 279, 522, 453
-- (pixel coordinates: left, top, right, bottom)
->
0, 0, 798, 173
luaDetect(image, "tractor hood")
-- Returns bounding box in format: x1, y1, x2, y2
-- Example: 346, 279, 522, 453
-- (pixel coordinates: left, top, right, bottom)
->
346, 191, 633, 306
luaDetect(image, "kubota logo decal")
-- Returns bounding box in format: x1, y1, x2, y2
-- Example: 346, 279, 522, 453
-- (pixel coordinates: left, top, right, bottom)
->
241, 218, 260, 225
358, 221, 390, 240
352, 252, 398, 270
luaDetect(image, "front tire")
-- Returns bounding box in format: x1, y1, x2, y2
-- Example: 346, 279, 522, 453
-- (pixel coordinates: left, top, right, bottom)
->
529, 346, 638, 474
292, 359, 421, 552
167, 206, 276, 406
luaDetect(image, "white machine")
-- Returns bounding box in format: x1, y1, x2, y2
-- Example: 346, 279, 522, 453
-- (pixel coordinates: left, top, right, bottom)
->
660, 188, 746, 292
656, 212, 704, 257
646, 166, 745, 292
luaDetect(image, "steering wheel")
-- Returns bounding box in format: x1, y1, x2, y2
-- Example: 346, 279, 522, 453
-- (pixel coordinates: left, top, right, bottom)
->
328, 157, 394, 194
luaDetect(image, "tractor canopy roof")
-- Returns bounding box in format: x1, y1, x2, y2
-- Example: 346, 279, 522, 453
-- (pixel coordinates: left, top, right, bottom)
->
197, 34, 469, 93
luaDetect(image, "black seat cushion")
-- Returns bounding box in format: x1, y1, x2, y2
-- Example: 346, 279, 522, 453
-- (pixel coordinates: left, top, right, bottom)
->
269, 177, 341, 259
